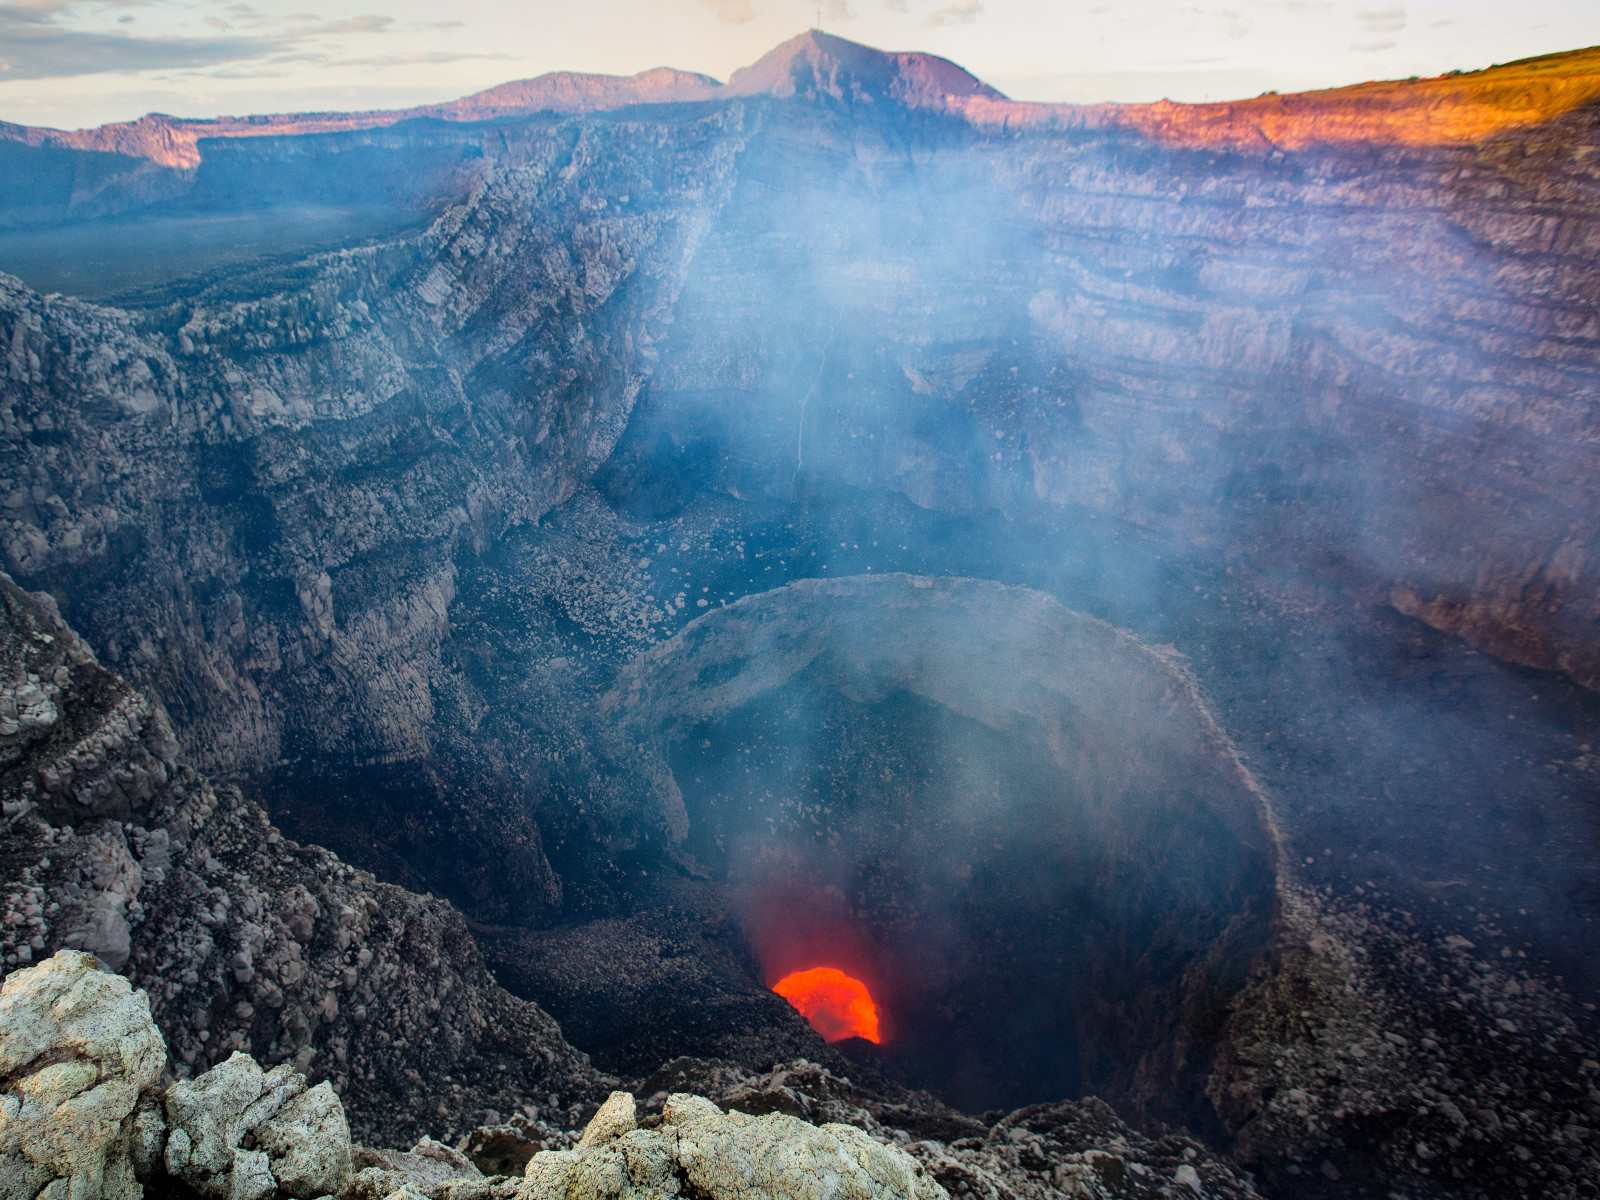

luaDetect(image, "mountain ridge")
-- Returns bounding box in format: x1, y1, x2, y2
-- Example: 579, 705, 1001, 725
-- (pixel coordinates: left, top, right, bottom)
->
5, 33, 1600, 170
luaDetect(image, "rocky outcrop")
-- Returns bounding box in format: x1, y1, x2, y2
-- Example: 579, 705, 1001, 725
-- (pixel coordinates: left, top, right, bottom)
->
0, 572, 609, 1146
521, 1090, 946, 1200
0, 949, 355, 1200
0, 949, 165, 1200
346, 1139, 489, 1200
163, 1052, 352, 1200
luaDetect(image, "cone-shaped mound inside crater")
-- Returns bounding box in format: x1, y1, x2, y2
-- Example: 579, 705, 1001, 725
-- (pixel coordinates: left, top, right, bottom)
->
595, 574, 1280, 1120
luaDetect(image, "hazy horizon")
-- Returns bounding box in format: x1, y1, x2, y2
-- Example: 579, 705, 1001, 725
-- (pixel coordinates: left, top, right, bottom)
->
2, 0, 1598, 132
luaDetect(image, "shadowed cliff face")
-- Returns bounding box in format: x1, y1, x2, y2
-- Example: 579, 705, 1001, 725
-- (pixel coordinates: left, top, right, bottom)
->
0, 39, 1594, 907
0, 35, 1599, 1197
0, 106, 751, 918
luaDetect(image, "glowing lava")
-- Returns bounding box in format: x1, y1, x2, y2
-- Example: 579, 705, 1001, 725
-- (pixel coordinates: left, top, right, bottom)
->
773, 967, 882, 1043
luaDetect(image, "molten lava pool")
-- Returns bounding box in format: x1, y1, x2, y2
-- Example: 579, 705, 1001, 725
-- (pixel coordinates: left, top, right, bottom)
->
773, 967, 882, 1043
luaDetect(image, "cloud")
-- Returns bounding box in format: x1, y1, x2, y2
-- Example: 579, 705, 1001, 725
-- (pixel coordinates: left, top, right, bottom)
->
925, 0, 980, 27
1357, 5, 1406, 33
1350, 38, 1396, 52
702, 0, 753, 21
1175, 5, 1251, 37
0, 3, 283, 81
329, 49, 516, 68
0, 1, 422, 84
296, 15, 395, 35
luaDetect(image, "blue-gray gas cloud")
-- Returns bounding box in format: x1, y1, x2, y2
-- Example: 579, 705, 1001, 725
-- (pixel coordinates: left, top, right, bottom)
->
0, 31, 1597, 1200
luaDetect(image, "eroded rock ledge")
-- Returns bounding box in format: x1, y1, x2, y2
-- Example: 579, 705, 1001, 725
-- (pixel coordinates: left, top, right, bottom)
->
0, 571, 607, 1148
0, 948, 1262, 1200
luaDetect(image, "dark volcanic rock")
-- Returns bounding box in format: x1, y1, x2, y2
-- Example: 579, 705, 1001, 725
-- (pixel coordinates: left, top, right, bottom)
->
0, 573, 609, 1147
1, 33, 1599, 1200
0, 104, 749, 916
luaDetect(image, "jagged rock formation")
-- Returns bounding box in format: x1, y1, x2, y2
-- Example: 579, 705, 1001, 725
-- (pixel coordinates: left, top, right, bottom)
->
162, 1052, 351, 1199
1, 949, 1265, 1200
0, 948, 165, 1200
520, 1090, 946, 1200
0, 574, 609, 1146
0, 948, 355, 1200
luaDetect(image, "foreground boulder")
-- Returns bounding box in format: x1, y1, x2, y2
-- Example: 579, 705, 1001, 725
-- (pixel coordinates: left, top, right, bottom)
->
521, 1091, 946, 1200
163, 1052, 352, 1199
0, 949, 166, 1200
0, 949, 352, 1200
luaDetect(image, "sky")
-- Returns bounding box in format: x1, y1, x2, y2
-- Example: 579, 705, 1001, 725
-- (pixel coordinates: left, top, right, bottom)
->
2, 0, 1598, 131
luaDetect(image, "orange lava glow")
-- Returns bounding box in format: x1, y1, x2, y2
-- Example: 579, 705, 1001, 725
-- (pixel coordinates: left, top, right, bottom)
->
773, 967, 882, 1043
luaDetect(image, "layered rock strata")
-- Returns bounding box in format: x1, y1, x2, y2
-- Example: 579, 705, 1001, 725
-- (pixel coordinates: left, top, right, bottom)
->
0, 99, 747, 915
0, 572, 609, 1146
0, 35, 1595, 929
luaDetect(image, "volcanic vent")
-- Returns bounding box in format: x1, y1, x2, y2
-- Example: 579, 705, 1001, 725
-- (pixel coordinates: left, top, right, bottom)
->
592, 574, 1280, 1119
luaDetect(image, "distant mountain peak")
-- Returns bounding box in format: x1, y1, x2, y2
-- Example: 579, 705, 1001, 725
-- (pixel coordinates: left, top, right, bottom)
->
7, 36, 1600, 172
722, 30, 1005, 106
437, 66, 722, 120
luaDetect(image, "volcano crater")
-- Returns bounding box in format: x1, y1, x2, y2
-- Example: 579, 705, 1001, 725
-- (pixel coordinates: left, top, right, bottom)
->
495, 574, 1280, 1126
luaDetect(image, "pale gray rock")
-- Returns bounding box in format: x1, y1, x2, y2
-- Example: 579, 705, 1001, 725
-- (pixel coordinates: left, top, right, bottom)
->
0, 948, 166, 1200
519, 1093, 947, 1200
163, 1051, 353, 1200
345, 1138, 483, 1200
254, 1081, 354, 1198
577, 1092, 637, 1148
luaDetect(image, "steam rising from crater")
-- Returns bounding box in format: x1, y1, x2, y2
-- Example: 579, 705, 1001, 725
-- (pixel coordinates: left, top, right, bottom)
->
601, 573, 1278, 1113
